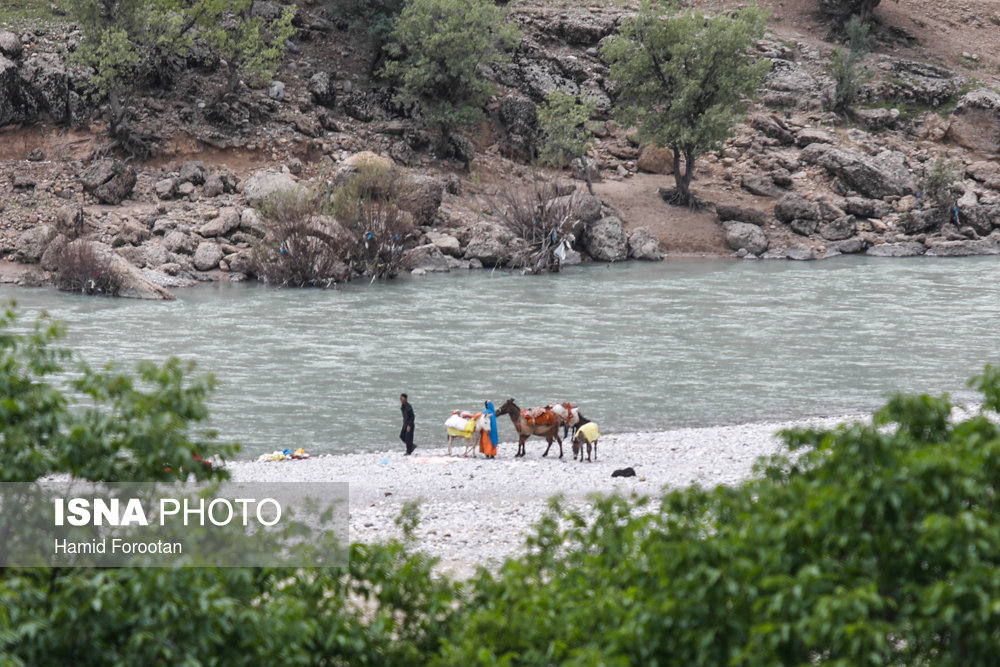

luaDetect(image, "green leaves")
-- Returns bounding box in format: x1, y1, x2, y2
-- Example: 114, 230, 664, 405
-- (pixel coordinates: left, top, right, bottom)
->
603, 1, 769, 201
536, 90, 596, 169
381, 0, 520, 147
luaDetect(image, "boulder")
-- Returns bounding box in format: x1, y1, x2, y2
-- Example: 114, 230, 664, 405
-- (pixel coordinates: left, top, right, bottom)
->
819, 215, 857, 241
751, 115, 795, 145
956, 204, 1000, 236
155, 178, 178, 200
774, 193, 818, 223
199, 207, 241, 237
308, 71, 337, 108
498, 95, 538, 160
924, 239, 1000, 256
398, 174, 443, 226
163, 230, 195, 254
240, 208, 267, 236
636, 145, 674, 174
741, 174, 782, 198
795, 127, 837, 147
462, 223, 511, 267
447, 133, 475, 167
830, 237, 869, 254
853, 107, 899, 131
789, 218, 819, 236
114, 218, 151, 246
840, 197, 892, 220
202, 172, 225, 197
627, 227, 664, 260
178, 161, 207, 186
242, 170, 299, 205
806, 146, 915, 199
582, 216, 628, 261
784, 244, 816, 261
400, 244, 462, 272
0, 31, 22, 60
18, 52, 87, 125
946, 88, 1000, 155
80, 159, 137, 205
898, 208, 943, 234
716, 203, 769, 226
424, 231, 462, 257
268, 81, 285, 102
723, 221, 769, 256
571, 156, 601, 184
866, 241, 925, 257
193, 242, 223, 271
16, 224, 59, 262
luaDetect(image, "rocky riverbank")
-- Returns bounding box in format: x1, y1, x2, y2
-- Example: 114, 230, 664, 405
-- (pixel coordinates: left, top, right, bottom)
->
2, 0, 1000, 299
225, 415, 852, 578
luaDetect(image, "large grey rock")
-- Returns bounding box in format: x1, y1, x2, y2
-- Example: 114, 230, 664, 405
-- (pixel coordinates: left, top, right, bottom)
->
957, 204, 1000, 236
242, 170, 299, 205
751, 115, 795, 145
193, 242, 223, 271
774, 193, 818, 224
806, 146, 915, 199
795, 127, 837, 147
853, 107, 899, 131
424, 231, 462, 257
924, 239, 1000, 256
401, 244, 463, 272
199, 207, 241, 237
863, 58, 960, 108
462, 223, 511, 267
636, 145, 674, 174
498, 95, 538, 160
398, 174, 443, 226
19, 52, 87, 125
178, 161, 207, 186
819, 215, 857, 241
627, 227, 663, 260
789, 218, 819, 236
784, 245, 816, 261
308, 71, 337, 108
946, 88, 1000, 155
0, 31, 22, 59
723, 221, 769, 256
898, 208, 943, 234
80, 159, 137, 205
163, 230, 195, 254
866, 241, 926, 257
582, 216, 628, 262
841, 197, 892, 220
16, 225, 59, 262
716, 203, 769, 226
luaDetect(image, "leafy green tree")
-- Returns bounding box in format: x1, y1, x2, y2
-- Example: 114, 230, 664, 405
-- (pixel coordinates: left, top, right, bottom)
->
819, 0, 898, 25
382, 0, 520, 154
537, 90, 596, 171
70, 0, 189, 150
603, 0, 770, 206
829, 13, 871, 115
325, 0, 406, 71
195, 0, 296, 95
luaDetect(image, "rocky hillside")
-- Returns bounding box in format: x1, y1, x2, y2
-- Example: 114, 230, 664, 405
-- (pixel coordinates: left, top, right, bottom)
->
1, 0, 999, 298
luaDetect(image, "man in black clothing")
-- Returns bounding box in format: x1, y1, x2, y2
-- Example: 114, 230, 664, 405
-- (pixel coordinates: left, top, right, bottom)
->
400, 393, 416, 455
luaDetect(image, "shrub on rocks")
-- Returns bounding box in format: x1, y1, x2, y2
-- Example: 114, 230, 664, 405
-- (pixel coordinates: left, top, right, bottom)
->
50, 238, 123, 296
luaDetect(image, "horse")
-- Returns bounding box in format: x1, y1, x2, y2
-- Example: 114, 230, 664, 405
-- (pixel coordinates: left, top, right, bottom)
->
571, 416, 599, 462
551, 402, 581, 439
496, 398, 565, 458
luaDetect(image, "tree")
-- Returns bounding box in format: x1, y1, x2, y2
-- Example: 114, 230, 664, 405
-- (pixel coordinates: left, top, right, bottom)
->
537, 90, 597, 192
195, 0, 296, 95
829, 13, 871, 115
603, 0, 770, 206
70, 0, 190, 152
382, 0, 520, 154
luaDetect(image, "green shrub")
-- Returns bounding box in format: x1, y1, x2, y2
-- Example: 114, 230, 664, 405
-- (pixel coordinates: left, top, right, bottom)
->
536, 90, 596, 170
829, 14, 871, 115
920, 156, 961, 208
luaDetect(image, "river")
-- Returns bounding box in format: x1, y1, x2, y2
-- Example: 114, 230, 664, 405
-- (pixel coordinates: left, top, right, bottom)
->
2, 256, 997, 457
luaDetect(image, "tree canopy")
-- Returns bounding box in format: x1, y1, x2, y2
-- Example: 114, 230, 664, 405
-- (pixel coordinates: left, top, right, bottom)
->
381, 0, 520, 153
603, 0, 770, 205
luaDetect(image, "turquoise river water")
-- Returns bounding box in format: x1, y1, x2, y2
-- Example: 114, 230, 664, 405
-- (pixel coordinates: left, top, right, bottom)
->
2, 256, 998, 457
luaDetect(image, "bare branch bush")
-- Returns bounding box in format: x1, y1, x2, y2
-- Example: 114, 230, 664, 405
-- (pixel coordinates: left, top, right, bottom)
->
250, 187, 347, 287
332, 161, 412, 280
51, 239, 123, 296
492, 179, 575, 273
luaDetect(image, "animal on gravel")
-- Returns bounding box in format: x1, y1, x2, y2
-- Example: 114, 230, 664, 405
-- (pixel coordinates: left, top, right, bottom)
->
496, 398, 565, 458
571, 416, 599, 462
551, 402, 581, 439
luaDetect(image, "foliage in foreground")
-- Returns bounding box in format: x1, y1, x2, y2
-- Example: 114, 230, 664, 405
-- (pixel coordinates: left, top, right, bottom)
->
4, 306, 1000, 665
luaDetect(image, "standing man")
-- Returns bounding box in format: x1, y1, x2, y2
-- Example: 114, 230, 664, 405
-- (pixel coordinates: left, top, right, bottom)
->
400, 393, 416, 455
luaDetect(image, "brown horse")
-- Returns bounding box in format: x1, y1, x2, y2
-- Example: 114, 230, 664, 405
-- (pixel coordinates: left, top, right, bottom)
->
497, 398, 565, 458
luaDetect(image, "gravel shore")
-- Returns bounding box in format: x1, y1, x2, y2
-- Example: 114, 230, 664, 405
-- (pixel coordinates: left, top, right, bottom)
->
226, 416, 853, 578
